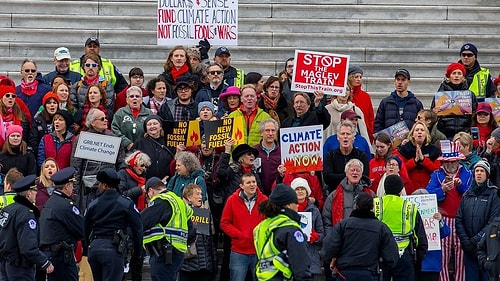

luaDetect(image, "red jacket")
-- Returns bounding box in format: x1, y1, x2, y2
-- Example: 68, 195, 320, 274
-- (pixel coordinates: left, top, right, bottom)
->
369, 156, 413, 194
220, 188, 267, 255
351, 85, 374, 142
43, 133, 75, 169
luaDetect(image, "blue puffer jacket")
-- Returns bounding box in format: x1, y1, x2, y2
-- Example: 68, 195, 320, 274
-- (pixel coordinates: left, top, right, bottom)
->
374, 91, 423, 133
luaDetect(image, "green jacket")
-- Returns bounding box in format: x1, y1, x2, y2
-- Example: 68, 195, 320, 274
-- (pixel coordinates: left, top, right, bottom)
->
228, 108, 271, 147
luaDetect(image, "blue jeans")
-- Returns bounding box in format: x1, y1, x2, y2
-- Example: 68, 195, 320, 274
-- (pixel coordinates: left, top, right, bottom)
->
463, 253, 488, 281
88, 239, 124, 281
229, 251, 256, 281
149, 249, 184, 281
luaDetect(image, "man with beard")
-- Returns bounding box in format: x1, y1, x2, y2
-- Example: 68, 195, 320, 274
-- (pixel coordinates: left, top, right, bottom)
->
43, 47, 82, 86
213, 47, 244, 88
158, 76, 198, 122
458, 43, 496, 100
195, 62, 228, 118
426, 140, 473, 281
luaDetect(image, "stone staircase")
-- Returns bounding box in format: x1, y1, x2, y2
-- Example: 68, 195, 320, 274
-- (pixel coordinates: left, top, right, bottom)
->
1, 0, 500, 109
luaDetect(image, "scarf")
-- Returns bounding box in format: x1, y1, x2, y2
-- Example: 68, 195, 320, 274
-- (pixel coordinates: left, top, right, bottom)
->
130, 107, 140, 118
81, 103, 107, 128
171, 64, 189, 83
241, 164, 252, 174
83, 75, 99, 86
262, 94, 280, 125
20, 79, 39, 96
125, 167, 146, 211
149, 97, 166, 115
330, 99, 352, 112
471, 180, 487, 194
331, 185, 371, 225
298, 200, 308, 212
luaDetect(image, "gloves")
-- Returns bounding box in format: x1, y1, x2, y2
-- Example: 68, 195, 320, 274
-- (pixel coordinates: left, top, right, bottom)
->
198, 38, 211, 60
462, 239, 478, 260
309, 230, 320, 244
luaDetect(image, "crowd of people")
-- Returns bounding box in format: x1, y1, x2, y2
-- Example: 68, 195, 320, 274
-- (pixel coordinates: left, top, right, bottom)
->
0, 38, 499, 281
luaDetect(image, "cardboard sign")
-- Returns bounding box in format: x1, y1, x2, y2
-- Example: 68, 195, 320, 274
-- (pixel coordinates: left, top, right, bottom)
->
74, 132, 121, 164
298, 212, 312, 242
203, 117, 245, 148
163, 120, 201, 147
374, 121, 409, 149
485, 98, 500, 123
280, 125, 323, 173
291, 50, 350, 96
191, 208, 210, 235
434, 90, 473, 116
157, 0, 238, 46
402, 194, 441, 251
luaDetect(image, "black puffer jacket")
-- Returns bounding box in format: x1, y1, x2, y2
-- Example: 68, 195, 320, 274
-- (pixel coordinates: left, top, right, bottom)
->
117, 167, 144, 205
181, 207, 217, 273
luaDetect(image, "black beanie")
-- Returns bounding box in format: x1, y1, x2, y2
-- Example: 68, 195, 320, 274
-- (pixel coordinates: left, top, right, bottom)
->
269, 183, 298, 206
384, 174, 404, 195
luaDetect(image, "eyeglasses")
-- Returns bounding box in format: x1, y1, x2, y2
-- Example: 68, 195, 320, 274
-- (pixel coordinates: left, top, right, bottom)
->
268, 86, 280, 90
97, 116, 107, 121
23, 69, 36, 73
85, 63, 98, 68
386, 163, 399, 167
128, 95, 142, 99
4, 94, 16, 98
461, 53, 474, 58
208, 70, 223, 75
177, 87, 190, 92
140, 164, 149, 168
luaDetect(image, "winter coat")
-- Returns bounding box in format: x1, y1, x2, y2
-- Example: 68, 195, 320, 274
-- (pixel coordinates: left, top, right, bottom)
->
350, 84, 375, 142
301, 200, 324, 275
131, 136, 174, 181
374, 91, 423, 133
281, 106, 331, 130
195, 83, 229, 118
228, 107, 272, 147
117, 168, 145, 205
70, 77, 115, 112
111, 105, 152, 148
158, 98, 198, 122
29, 111, 53, 151
0, 148, 36, 177
257, 94, 293, 125
167, 168, 207, 202
15, 76, 51, 118
38, 131, 75, 170
253, 141, 281, 196
323, 147, 369, 193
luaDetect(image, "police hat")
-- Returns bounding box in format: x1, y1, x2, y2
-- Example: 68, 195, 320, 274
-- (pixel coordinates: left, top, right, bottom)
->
145, 177, 164, 192
96, 168, 120, 186
12, 175, 37, 193
51, 167, 76, 186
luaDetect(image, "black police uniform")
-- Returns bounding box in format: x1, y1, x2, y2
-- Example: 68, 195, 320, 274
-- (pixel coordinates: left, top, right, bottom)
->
0, 175, 51, 281
39, 167, 84, 281
84, 168, 143, 281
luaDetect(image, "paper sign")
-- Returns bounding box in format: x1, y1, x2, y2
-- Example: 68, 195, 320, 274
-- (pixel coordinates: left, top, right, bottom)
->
163, 120, 201, 147
434, 90, 473, 116
374, 121, 409, 149
74, 132, 121, 164
402, 194, 440, 251
298, 212, 312, 241
191, 208, 210, 235
280, 125, 323, 173
291, 50, 350, 96
485, 98, 500, 123
157, 0, 238, 46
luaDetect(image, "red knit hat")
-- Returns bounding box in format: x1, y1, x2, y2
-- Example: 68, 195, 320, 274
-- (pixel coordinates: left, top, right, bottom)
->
445, 62, 466, 78
42, 91, 60, 105
493, 73, 500, 86
0, 76, 16, 99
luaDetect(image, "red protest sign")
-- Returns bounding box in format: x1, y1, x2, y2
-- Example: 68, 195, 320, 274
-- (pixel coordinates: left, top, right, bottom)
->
291, 50, 350, 96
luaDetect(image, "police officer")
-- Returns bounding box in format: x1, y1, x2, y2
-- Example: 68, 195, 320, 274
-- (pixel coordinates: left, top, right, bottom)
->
253, 183, 312, 281
141, 177, 196, 281
0, 174, 54, 280
320, 192, 399, 281
0, 168, 24, 209
39, 167, 84, 281
84, 168, 143, 281
374, 175, 428, 281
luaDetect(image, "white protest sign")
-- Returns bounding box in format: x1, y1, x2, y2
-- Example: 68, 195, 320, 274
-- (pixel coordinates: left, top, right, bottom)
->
280, 125, 323, 173
298, 211, 312, 241
74, 132, 121, 164
157, 0, 238, 45
402, 194, 441, 251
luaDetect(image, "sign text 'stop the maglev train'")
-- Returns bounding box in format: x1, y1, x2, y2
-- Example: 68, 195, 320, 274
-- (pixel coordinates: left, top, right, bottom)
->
157, 0, 238, 46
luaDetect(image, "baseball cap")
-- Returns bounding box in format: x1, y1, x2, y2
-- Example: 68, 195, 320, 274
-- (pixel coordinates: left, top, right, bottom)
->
85, 37, 100, 47
215, 47, 230, 57
341, 110, 362, 120
395, 69, 410, 80
54, 47, 71, 61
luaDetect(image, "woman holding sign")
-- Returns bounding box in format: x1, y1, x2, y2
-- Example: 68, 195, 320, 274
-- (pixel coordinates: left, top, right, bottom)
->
281, 91, 330, 129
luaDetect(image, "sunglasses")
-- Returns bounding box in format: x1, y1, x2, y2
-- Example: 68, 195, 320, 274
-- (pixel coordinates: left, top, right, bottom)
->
128, 95, 142, 99
208, 70, 223, 75
4, 94, 16, 98
461, 53, 474, 58
23, 69, 37, 73
85, 63, 98, 68
140, 164, 149, 168
97, 116, 107, 121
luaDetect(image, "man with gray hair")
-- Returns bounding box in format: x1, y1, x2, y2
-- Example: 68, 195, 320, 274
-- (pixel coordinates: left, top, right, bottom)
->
194, 62, 228, 117
323, 120, 370, 193
253, 118, 280, 195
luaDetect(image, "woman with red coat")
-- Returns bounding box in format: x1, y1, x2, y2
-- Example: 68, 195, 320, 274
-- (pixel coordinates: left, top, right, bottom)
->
396, 121, 441, 194
348, 65, 375, 142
